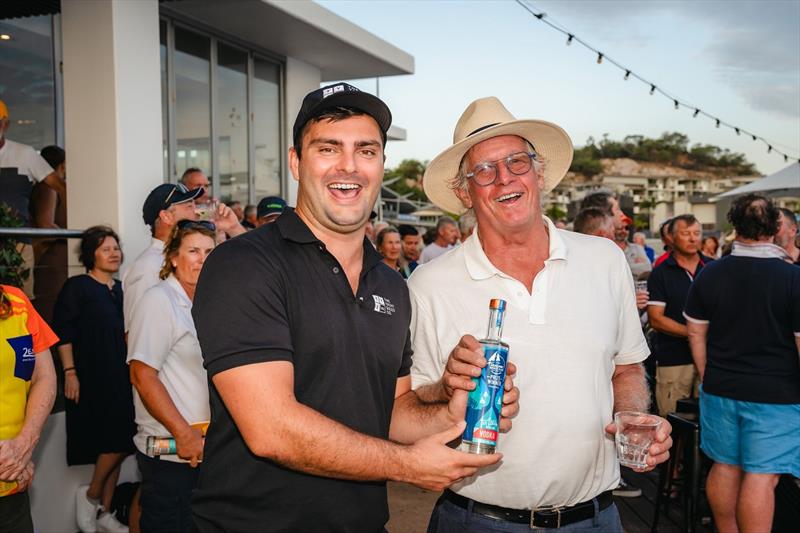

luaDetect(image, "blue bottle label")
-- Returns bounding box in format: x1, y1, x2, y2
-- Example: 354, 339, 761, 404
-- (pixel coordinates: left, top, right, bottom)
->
463, 343, 509, 447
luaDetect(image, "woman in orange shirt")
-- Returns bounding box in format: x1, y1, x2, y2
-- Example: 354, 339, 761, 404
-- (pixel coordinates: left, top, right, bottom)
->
0, 284, 57, 533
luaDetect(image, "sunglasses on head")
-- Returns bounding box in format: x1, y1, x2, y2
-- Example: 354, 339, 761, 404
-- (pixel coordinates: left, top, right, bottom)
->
177, 219, 216, 232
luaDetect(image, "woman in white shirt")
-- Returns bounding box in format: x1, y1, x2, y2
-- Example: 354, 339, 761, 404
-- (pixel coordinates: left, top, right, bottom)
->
127, 220, 215, 533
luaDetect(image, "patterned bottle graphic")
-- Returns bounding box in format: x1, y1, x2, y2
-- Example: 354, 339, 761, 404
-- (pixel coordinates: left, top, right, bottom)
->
462, 298, 509, 454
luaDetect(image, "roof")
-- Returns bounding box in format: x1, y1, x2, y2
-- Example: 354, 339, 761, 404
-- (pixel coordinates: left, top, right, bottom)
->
160, 0, 414, 80
713, 162, 800, 199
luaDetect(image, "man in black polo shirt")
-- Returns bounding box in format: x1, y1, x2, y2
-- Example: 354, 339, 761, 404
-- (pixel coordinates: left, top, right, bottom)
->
685, 194, 800, 533
646, 214, 712, 416
191, 84, 512, 533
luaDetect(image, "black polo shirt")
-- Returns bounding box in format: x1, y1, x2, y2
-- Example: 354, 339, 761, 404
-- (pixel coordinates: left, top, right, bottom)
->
684, 255, 800, 404
647, 253, 712, 366
191, 208, 413, 533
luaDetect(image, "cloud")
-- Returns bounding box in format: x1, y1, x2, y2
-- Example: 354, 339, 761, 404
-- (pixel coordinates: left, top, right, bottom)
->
739, 84, 800, 118
536, 0, 800, 119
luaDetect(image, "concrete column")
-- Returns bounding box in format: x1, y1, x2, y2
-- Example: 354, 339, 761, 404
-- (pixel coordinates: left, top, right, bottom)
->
61, 0, 162, 267
283, 57, 321, 206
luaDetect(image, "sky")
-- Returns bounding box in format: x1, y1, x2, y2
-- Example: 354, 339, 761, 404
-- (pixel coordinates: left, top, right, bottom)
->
317, 0, 800, 177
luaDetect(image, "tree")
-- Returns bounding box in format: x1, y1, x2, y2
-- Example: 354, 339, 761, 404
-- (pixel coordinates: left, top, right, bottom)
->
383, 159, 428, 202
0, 203, 29, 289
545, 205, 566, 221
569, 132, 757, 176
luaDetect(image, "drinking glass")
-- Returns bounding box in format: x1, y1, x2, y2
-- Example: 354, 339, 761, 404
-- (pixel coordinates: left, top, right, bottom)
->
615, 411, 661, 469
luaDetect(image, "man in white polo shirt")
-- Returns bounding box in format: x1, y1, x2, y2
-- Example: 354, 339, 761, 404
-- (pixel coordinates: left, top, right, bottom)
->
410, 97, 673, 531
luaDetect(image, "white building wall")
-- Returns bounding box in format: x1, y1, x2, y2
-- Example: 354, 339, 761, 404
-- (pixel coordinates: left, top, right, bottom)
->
61, 0, 163, 267
283, 57, 322, 206
692, 203, 717, 226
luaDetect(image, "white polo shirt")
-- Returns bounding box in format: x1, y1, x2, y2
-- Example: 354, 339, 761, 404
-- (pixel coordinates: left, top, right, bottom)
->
409, 217, 649, 509
127, 274, 209, 462
122, 238, 165, 330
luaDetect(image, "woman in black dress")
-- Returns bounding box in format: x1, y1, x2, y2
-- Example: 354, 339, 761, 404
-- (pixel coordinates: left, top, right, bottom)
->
53, 226, 135, 533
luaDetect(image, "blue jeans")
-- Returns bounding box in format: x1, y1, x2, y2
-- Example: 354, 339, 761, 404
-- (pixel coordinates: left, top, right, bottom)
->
427, 497, 623, 532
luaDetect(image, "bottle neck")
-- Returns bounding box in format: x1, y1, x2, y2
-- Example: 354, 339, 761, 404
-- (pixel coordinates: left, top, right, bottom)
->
485, 307, 505, 341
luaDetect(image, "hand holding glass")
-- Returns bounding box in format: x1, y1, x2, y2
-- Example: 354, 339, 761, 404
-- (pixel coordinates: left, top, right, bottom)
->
614, 411, 661, 469
197, 199, 220, 221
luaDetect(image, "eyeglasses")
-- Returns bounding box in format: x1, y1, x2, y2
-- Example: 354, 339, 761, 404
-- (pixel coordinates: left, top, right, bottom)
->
177, 219, 216, 232
464, 151, 538, 187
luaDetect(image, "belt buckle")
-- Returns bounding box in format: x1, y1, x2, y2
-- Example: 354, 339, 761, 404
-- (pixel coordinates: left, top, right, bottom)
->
530, 505, 563, 529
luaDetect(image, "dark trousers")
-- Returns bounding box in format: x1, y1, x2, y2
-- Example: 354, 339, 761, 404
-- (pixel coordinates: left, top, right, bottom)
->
137, 451, 200, 533
0, 492, 34, 533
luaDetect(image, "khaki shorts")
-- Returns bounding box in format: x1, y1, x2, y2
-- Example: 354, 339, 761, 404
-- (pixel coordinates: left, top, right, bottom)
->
656, 363, 699, 416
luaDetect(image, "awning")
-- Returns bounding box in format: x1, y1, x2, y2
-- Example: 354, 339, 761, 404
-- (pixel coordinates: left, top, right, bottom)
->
712, 162, 800, 200
160, 0, 414, 81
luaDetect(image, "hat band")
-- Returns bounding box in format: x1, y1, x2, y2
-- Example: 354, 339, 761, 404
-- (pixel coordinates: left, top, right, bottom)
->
467, 122, 501, 137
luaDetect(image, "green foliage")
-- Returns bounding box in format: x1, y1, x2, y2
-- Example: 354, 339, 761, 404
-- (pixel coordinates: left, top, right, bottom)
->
570, 149, 604, 177
0, 203, 29, 289
545, 205, 567, 221
383, 159, 429, 202
570, 132, 756, 176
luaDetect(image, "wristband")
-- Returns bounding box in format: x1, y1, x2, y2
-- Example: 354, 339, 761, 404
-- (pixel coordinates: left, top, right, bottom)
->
63, 367, 76, 374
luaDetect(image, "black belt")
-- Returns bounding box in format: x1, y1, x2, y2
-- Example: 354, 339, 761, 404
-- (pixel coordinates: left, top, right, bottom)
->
441, 489, 614, 529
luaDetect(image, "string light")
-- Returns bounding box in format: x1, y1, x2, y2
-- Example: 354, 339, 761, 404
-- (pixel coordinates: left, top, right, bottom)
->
514, 0, 800, 164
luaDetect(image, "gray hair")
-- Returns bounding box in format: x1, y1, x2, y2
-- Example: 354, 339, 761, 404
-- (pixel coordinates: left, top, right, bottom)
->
436, 216, 457, 232
458, 210, 477, 234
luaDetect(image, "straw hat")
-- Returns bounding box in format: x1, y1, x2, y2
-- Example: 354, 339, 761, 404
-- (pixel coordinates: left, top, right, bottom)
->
423, 97, 573, 214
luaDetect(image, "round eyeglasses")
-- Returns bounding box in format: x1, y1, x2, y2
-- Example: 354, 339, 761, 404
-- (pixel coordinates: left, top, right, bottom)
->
465, 151, 538, 187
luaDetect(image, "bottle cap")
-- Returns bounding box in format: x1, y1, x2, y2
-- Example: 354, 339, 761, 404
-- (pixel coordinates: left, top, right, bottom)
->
489, 298, 506, 311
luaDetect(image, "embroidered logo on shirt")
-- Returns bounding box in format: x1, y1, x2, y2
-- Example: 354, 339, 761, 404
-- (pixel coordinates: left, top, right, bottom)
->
372, 295, 395, 316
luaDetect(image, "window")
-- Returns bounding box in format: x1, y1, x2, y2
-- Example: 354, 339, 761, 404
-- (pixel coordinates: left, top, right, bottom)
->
160, 19, 284, 202
160, 20, 169, 179
253, 57, 281, 199
174, 27, 211, 183
0, 15, 57, 150
216, 43, 248, 204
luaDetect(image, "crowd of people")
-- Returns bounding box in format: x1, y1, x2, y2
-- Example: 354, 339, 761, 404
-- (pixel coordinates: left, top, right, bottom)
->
0, 83, 797, 533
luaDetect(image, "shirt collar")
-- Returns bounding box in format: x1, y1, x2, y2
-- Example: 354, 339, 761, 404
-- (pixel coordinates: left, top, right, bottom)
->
275, 207, 383, 273
464, 215, 568, 281
731, 240, 790, 260
165, 274, 192, 308
664, 252, 711, 268
275, 208, 317, 244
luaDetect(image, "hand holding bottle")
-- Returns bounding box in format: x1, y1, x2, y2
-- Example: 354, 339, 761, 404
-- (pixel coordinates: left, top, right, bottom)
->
442, 335, 519, 432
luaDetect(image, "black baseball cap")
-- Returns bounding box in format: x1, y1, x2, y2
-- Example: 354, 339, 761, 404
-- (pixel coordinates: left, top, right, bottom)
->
142, 183, 204, 227
257, 196, 287, 219
292, 83, 392, 148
